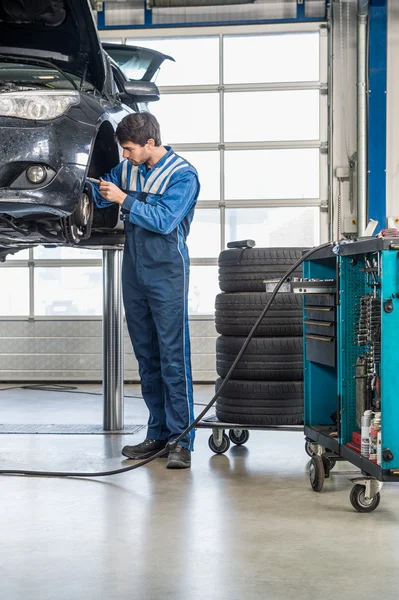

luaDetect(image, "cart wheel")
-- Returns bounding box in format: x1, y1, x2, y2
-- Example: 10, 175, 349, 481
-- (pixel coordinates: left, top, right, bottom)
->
229, 429, 250, 445
309, 455, 325, 492
208, 433, 230, 454
322, 455, 336, 477
350, 484, 381, 513
327, 458, 336, 472
305, 440, 315, 457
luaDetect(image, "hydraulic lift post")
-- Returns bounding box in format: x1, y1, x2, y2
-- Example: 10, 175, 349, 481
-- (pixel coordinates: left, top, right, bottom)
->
102, 249, 124, 431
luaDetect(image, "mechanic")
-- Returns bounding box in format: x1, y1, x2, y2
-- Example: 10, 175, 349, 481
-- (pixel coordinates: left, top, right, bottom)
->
90, 112, 200, 469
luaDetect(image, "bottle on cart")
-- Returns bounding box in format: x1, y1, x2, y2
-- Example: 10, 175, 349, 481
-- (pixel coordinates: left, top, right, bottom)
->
361, 409, 373, 457
377, 430, 382, 466
369, 412, 381, 463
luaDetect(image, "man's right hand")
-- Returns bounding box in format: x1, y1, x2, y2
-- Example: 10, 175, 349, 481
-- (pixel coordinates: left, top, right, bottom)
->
99, 179, 127, 205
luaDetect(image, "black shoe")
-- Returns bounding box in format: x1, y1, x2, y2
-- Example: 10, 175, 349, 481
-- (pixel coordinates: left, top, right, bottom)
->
166, 445, 191, 469
122, 439, 168, 460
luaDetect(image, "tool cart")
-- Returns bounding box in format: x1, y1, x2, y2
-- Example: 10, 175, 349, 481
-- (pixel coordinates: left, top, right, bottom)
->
302, 238, 399, 512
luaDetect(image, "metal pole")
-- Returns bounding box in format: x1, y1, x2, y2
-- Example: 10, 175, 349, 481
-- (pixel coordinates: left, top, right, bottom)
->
102, 249, 124, 430
357, 0, 369, 237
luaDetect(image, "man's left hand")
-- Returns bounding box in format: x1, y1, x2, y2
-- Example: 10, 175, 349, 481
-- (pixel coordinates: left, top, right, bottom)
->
99, 180, 127, 205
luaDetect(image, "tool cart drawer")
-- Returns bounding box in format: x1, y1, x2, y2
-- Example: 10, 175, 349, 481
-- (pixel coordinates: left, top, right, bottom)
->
305, 334, 336, 367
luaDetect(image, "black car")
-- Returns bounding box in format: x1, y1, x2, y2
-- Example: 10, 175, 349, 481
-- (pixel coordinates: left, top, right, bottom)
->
0, 0, 172, 260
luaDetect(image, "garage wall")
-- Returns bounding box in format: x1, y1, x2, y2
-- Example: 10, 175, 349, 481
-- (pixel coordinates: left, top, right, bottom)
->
100, 0, 326, 27
0, 318, 217, 382
330, 0, 358, 239
386, 0, 399, 221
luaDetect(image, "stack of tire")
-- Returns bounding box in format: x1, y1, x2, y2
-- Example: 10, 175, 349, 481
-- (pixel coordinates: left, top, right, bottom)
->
215, 247, 306, 426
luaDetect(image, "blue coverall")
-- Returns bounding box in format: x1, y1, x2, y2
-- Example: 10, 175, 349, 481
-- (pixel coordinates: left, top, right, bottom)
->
92, 147, 200, 450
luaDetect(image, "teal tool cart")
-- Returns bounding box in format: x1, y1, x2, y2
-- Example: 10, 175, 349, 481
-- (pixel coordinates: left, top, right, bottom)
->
303, 238, 399, 512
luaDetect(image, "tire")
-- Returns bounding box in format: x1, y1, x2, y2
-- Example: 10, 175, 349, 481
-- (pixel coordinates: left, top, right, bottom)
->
349, 484, 381, 513
215, 378, 304, 426
216, 336, 303, 381
215, 378, 303, 410
229, 429, 250, 445
208, 433, 230, 454
215, 410, 303, 426
219, 247, 306, 293
215, 291, 303, 336
309, 455, 325, 492
217, 403, 302, 415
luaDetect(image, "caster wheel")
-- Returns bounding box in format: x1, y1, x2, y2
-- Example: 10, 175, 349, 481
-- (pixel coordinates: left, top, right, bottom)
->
350, 484, 381, 513
322, 455, 336, 478
327, 458, 336, 472
305, 440, 315, 457
309, 455, 325, 492
229, 429, 250, 445
208, 433, 230, 454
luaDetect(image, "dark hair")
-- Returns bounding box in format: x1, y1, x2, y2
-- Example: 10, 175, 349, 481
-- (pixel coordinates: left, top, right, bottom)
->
115, 112, 162, 146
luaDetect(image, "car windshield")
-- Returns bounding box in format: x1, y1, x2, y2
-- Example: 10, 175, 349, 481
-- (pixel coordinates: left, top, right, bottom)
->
0, 61, 95, 91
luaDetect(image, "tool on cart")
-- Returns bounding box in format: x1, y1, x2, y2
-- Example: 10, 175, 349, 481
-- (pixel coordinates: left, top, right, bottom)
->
303, 238, 399, 512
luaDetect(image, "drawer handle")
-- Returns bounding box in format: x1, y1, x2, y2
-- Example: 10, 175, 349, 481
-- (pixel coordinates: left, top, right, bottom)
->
305, 334, 334, 343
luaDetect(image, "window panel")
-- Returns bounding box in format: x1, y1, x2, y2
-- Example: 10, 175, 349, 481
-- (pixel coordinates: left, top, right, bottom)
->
150, 94, 219, 144
226, 207, 320, 248
225, 149, 319, 200
35, 267, 102, 316
224, 33, 319, 84
189, 266, 219, 315
34, 247, 102, 260
14, 30, 324, 323
224, 90, 320, 142
188, 209, 220, 259
127, 37, 219, 86
0, 268, 29, 315
177, 151, 220, 201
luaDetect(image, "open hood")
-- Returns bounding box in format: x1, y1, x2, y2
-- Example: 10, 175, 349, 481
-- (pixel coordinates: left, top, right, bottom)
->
103, 43, 174, 82
0, 0, 106, 91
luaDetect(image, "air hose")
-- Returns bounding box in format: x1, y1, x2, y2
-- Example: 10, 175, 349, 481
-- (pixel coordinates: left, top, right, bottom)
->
0, 241, 334, 478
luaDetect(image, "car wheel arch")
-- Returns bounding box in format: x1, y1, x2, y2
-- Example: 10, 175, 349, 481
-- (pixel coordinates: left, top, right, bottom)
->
87, 120, 120, 180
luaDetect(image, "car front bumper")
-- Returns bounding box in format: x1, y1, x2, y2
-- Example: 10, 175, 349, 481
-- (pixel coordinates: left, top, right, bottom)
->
0, 163, 86, 217
0, 115, 93, 218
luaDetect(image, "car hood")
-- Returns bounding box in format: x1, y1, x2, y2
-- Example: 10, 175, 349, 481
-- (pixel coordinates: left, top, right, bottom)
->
103, 43, 174, 82
0, 0, 106, 91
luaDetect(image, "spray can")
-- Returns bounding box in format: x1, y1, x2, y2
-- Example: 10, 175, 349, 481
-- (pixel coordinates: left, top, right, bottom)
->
369, 412, 381, 463
361, 409, 373, 457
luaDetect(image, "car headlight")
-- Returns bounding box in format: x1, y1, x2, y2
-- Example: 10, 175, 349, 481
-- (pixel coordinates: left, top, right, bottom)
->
0, 91, 80, 120
26, 165, 47, 184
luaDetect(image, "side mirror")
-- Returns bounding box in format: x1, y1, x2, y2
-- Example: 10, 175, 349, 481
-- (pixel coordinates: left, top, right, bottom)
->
119, 81, 160, 104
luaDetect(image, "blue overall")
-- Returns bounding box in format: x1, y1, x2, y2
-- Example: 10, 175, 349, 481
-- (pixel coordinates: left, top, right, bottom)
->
92, 147, 200, 450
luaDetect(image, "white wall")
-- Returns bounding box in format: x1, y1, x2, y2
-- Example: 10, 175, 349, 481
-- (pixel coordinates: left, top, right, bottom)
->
331, 0, 358, 239
386, 0, 399, 221
331, 0, 397, 232
0, 319, 217, 382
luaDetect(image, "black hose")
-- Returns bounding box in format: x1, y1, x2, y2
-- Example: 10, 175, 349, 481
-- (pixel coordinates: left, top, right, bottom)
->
0, 241, 334, 478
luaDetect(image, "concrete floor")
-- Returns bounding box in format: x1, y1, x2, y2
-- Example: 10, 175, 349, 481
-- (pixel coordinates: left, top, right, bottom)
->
0, 384, 399, 600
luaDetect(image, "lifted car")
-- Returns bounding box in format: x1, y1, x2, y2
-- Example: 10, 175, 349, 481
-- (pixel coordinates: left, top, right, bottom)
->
0, 0, 172, 260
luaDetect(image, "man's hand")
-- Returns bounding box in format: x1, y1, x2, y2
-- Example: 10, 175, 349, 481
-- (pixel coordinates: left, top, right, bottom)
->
99, 180, 127, 205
